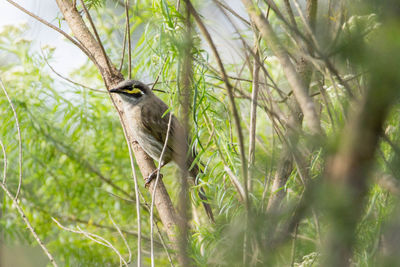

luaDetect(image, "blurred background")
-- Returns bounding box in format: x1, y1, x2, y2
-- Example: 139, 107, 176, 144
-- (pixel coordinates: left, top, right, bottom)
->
1, 0, 400, 266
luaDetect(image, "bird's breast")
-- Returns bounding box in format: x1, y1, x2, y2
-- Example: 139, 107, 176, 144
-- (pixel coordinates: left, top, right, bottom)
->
124, 103, 171, 163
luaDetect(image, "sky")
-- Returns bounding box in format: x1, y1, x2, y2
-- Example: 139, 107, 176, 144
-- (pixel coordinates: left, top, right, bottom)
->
0, 0, 250, 82
1, 0, 87, 75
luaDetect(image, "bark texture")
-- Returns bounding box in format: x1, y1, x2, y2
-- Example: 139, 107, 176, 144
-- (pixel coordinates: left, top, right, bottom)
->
55, 0, 180, 257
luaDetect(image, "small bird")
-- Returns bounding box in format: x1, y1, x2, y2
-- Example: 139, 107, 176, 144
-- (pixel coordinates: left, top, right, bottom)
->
110, 79, 214, 222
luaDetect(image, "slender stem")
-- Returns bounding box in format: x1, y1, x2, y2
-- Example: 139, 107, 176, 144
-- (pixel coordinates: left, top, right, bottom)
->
121, 120, 142, 266
79, 0, 113, 73
0, 140, 6, 184
41, 49, 106, 93
283, 0, 297, 27
290, 223, 299, 267
0, 78, 22, 199
53, 218, 128, 266
109, 213, 132, 263
186, 0, 250, 210
213, 0, 251, 26
125, 0, 132, 79
0, 182, 58, 266
248, 27, 260, 192
242, 0, 323, 136
150, 113, 173, 267
119, 23, 128, 72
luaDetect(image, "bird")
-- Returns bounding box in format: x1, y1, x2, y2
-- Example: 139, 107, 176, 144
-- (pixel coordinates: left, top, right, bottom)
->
110, 79, 214, 222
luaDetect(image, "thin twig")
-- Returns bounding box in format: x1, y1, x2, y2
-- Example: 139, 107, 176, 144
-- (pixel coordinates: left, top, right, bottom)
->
224, 165, 246, 202
292, 0, 319, 47
125, 0, 132, 79
0, 182, 58, 266
150, 57, 169, 91
151, 113, 173, 267
56, 212, 159, 243
120, 121, 142, 266
283, 0, 297, 27
175, 4, 194, 265
248, 24, 261, 192
267, 0, 354, 98
213, 0, 251, 26
53, 218, 128, 266
186, 0, 250, 210
242, 0, 323, 136
154, 222, 175, 266
5, 0, 97, 66
79, 0, 112, 73
0, 139, 7, 184
198, 8, 288, 102
118, 25, 128, 72
291, 223, 299, 267
0, 78, 22, 200
40, 48, 107, 93
109, 213, 132, 263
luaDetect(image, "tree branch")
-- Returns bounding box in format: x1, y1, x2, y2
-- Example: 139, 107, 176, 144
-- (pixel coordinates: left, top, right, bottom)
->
186, 0, 250, 211
241, 0, 323, 136
0, 182, 58, 266
53, 0, 182, 261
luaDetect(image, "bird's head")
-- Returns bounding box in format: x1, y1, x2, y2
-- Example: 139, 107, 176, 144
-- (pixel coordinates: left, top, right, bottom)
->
109, 80, 151, 105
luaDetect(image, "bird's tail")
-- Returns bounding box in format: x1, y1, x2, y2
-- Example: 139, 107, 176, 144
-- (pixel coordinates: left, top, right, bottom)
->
190, 165, 215, 222
198, 187, 215, 222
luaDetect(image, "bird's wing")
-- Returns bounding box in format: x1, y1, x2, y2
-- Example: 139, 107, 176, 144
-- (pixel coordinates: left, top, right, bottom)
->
140, 96, 187, 158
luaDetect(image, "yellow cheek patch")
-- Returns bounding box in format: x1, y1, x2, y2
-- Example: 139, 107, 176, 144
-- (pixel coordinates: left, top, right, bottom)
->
123, 88, 142, 94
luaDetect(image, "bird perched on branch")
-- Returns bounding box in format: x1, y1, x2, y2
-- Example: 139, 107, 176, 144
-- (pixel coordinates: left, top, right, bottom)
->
110, 79, 214, 222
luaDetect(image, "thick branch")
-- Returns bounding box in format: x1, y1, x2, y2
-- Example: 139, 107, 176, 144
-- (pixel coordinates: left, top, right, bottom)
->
54, 0, 180, 256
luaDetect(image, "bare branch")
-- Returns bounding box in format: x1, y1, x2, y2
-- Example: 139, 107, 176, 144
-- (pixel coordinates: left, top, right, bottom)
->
241, 0, 323, 136
151, 113, 173, 267
109, 213, 132, 264
40, 48, 107, 93
0, 139, 7, 184
118, 25, 128, 72
247, 23, 261, 193
224, 165, 246, 202
283, 0, 297, 27
53, 218, 128, 267
213, 0, 251, 26
186, 0, 250, 211
124, 0, 132, 79
0, 182, 58, 266
119, 111, 142, 266
56, 213, 160, 244
0, 78, 22, 199
79, 0, 113, 73
55, 0, 123, 86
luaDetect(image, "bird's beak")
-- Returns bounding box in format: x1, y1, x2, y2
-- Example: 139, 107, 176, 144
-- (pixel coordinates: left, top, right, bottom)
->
109, 87, 122, 94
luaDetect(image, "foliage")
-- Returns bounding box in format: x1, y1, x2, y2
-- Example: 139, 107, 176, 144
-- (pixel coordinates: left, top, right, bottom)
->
1, 0, 400, 266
